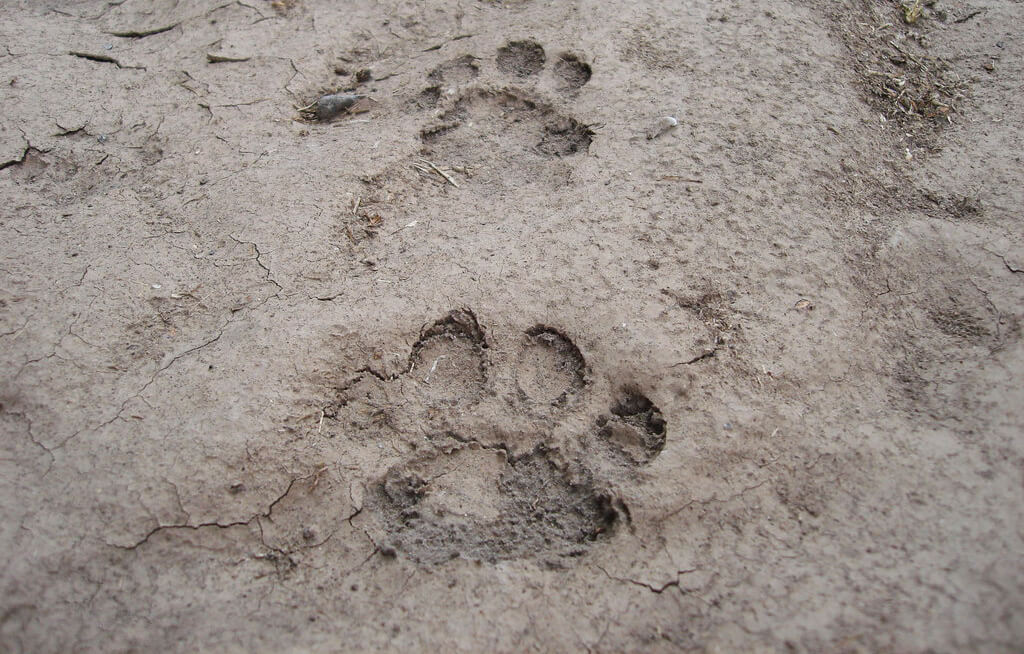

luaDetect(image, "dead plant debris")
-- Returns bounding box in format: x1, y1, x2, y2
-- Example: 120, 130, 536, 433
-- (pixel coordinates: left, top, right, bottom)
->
823, 0, 969, 144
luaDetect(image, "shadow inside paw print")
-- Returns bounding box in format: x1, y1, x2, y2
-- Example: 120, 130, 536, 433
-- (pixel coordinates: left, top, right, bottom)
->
497, 39, 546, 77
553, 52, 592, 92
596, 389, 667, 465
340, 309, 667, 566
414, 55, 482, 109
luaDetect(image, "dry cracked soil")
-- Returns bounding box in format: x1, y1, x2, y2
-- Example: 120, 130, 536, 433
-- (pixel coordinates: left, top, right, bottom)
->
1, 0, 1023, 652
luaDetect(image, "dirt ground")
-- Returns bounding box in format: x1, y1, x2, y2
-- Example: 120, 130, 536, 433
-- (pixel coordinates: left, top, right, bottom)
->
1, 0, 1022, 651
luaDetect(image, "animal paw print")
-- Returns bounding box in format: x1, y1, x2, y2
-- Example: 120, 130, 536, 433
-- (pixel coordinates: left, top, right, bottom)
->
336, 309, 667, 566
495, 39, 592, 92
416, 39, 594, 163
342, 41, 594, 241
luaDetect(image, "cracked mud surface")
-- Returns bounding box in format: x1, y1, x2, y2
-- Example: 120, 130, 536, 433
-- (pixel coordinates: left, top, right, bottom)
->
2, 0, 1023, 652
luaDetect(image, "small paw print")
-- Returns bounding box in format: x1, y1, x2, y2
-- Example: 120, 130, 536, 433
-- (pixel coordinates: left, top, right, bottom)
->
415, 39, 595, 162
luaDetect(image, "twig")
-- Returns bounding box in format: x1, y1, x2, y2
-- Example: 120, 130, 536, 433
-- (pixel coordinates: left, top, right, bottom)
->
422, 33, 474, 52
207, 53, 252, 63
418, 158, 459, 187
657, 175, 703, 183
670, 349, 716, 366
953, 9, 984, 23
423, 355, 448, 383
389, 220, 418, 236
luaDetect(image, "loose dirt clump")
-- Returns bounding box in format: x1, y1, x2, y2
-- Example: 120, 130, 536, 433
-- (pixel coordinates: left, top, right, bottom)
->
819, 0, 969, 144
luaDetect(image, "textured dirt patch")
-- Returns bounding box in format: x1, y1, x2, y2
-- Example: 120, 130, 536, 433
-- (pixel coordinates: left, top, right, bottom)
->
516, 325, 587, 406
428, 54, 480, 86
815, 0, 971, 145
553, 52, 592, 91
1, 0, 1022, 652
373, 441, 619, 564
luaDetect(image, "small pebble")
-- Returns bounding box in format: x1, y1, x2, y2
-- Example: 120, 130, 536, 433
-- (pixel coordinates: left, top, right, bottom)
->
301, 93, 366, 121
647, 115, 678, 140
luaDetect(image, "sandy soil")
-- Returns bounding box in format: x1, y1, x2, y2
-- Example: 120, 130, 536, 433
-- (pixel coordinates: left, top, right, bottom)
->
1, 0, 1022, 651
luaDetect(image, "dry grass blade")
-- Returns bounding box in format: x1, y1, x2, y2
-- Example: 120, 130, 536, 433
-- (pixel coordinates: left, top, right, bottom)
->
415, 158, 460, 187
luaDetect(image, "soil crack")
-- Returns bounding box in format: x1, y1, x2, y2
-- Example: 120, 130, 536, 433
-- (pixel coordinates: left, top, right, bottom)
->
229, 235, 284, 294
55, 325, 228, 449
4, 410, 55, 476
113, 472, 312, 550
596, 565, 699, 594
106, 23, 181, 38
670, 348, 717, 366
0, 132, 32, 171
68, 51, 145, 70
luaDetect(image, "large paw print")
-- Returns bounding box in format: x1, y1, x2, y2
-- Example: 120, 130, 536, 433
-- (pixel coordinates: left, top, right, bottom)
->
335, 309, 667, 566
